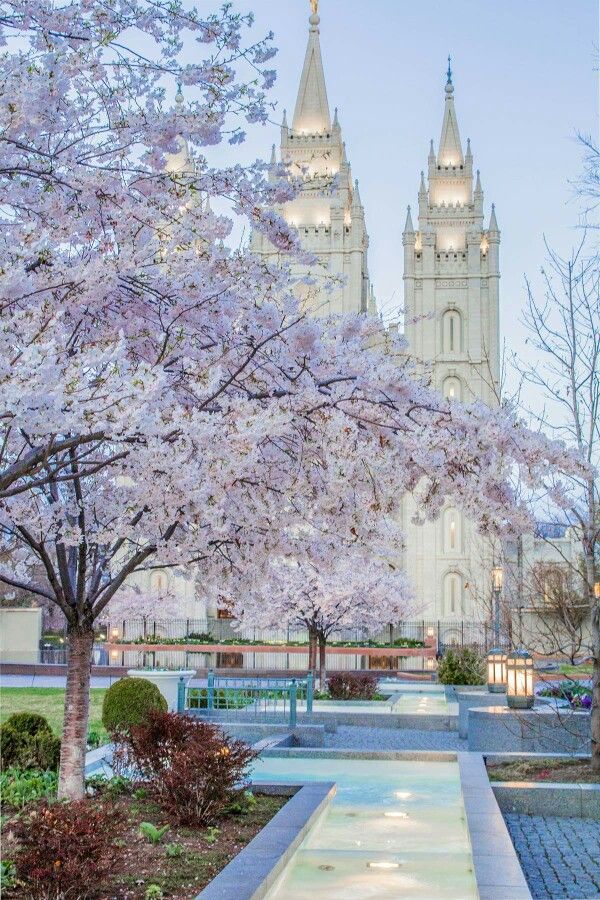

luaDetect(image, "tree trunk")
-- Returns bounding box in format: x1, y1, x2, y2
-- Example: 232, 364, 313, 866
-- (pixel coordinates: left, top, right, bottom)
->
318, 636, 327, 692
591, 604, 600, 773
308, 629, 317, 677
58, 624, 95, 800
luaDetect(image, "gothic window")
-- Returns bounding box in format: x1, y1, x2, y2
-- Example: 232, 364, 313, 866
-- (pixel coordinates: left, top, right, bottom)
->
442, 309, 462, 355
443, 508, 461, 554
443, 571, 464, 616
150, 570, 168, 593
443, 376, 462, 401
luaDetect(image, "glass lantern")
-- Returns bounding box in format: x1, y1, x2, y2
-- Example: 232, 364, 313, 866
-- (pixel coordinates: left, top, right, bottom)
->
492, 565, 504, 591
506, 648, 535, 709
487, 647, 507, 693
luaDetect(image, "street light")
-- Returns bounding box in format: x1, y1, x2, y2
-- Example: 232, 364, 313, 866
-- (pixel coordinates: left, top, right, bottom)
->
506, 648, 535, 709
594, 582, 600, 600
492, 565, 503, 645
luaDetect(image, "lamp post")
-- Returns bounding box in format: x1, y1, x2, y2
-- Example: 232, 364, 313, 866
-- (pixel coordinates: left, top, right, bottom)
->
492, 565, 503, 646
506, 648, 535, 709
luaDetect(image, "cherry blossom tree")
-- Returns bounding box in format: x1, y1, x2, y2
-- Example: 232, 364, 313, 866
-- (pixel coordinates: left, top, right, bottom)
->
0, 0, 589, 802
233, 537, 413, 688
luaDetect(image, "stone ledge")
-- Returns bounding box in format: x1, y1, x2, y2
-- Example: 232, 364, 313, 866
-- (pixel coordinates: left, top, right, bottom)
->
458, 753, 531, 899
492, 781, 600, 819
195, 780, 335, 900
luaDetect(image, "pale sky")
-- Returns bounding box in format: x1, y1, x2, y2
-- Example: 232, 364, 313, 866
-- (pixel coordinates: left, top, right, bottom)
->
207, 0, 598, 387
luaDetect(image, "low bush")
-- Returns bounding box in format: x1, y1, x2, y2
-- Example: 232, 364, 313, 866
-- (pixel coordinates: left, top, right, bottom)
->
3, 712, 52, 737
437, 646, 486, 685
9, 799, 121, 899
102, 676, 167, 735
327, 671, 379, 700
0, 713, 60, 772
113, 710, 257, 825
0, 769, 58, 809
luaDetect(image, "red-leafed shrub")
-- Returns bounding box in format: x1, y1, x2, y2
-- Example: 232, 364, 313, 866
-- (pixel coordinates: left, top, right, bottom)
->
327, 671, 379, 700
113, 710, 257, 825
10, 799, 120, 899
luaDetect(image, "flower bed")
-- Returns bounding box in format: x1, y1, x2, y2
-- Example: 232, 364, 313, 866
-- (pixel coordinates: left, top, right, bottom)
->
486, 757, 599, 785
536, 679, 592, 710
2, 714, 288, 899
111, 635, 425, 649
2, 781, 286, 899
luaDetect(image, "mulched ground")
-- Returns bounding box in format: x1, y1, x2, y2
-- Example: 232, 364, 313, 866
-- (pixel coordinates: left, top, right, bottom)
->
487, 757, 600, 784
4, 792, 287, 899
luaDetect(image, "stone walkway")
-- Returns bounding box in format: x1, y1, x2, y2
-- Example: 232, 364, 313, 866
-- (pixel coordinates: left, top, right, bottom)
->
505, 813, 600, 899
323, 725, 464, 751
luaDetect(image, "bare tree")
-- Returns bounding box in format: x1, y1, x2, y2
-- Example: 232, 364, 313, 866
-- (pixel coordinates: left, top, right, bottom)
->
520, 232, 600, 769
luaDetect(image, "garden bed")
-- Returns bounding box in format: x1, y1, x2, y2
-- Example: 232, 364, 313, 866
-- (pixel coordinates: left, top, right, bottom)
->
3, 789, 287, 899
487, 757, 599, 784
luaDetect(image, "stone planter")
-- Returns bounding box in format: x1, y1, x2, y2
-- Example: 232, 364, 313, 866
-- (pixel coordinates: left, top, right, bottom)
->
127, 668, 195, 711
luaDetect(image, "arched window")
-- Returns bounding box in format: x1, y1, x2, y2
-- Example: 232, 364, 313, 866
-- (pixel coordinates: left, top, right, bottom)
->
443, 376, 462, 401
443, 508, 461, 554
443, 571, 464, 616
442, 309, 462, 355
150, 570, 168, 593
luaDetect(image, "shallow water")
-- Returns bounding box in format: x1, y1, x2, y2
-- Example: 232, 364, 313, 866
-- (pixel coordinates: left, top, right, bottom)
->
254, 756, 477, 900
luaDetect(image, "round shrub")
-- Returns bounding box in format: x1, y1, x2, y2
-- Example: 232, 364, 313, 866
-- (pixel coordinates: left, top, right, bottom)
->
0, 719, 60, 771
1, 723, 29, 768
102, 677, 167, 734
437, 646, 486, 685
3, 712, 52, 737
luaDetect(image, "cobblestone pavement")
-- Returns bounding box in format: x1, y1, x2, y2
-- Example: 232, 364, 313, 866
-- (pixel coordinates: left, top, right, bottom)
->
505, 814, 600, 899
323, 725, 465, 751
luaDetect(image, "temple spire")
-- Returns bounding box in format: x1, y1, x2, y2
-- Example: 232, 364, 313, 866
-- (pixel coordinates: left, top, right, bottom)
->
404, 205, 414, 234
292, 1, 331, 133
438, 55, 463, 166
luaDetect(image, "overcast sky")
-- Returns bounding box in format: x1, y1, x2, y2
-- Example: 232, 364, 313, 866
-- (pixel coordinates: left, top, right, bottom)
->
207, 0, 598, 388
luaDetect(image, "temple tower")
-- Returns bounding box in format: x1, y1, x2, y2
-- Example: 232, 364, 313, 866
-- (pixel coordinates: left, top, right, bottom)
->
250, 2, 376, 317
402, 60, 501, 621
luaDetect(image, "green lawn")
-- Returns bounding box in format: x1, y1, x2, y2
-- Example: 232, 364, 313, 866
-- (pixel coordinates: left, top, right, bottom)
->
558, 664, 593, 677
0, 687, 108, 741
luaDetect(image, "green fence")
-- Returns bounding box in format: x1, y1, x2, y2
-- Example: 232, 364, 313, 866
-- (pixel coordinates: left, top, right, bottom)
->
177, 670, 313, 727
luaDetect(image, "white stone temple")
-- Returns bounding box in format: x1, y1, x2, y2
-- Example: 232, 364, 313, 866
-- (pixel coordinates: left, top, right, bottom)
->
135, 2, 579, 629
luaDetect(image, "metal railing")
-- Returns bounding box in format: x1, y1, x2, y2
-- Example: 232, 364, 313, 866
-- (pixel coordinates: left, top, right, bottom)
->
177, 670, 314, 727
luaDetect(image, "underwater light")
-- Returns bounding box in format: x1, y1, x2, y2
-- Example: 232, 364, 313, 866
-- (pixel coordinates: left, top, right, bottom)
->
384, 811, 408, 818
394, 791, 412, 800
367, 861, 400, 870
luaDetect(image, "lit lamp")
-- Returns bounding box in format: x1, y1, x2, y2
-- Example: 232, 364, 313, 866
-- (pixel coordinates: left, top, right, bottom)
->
594, 582, 600, 600
487, 647, 507, 693
111, 627, 120, 640
506, 649, 534, 709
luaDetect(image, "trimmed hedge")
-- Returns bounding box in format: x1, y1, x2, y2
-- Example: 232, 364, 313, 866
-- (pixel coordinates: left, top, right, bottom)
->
437, 646, 486, 685
102, 677, 167, 734
0, 713, 60, 771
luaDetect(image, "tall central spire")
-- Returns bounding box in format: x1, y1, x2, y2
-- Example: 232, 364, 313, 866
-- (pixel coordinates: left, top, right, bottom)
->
292, 2, 331, 134
438, 55, 463, 166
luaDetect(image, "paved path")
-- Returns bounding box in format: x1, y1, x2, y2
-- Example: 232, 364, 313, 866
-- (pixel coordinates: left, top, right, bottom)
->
323, 724, 465, 751
505, 813, 600, 899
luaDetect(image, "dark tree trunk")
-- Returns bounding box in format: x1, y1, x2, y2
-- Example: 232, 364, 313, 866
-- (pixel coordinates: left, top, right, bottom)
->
318, 636, 327, 692
57, 624, 94, 800
308, 629, 318, 677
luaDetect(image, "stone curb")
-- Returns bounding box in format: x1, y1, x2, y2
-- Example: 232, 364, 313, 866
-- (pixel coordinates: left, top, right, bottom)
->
195, 780, 336, 899
458, 752, 532, 900
491, 781, 600, 819
259, 746, 457, 761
